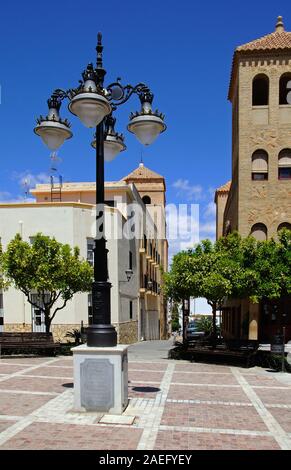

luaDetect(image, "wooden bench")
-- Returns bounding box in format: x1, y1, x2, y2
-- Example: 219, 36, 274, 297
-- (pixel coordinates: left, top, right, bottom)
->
0, 332, 60, 356
225, 339, 259, 351
186, 340, 259, 368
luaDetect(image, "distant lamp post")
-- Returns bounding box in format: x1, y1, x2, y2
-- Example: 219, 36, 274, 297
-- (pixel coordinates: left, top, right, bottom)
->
147, 280, 153, 291
125, 269, 134, 282
34, 33, 166, 348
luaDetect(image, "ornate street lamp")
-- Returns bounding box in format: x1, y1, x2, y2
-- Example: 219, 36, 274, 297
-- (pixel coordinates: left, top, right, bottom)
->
128, 89, 166, 146
34, 33, 166, 348
91, 113, 126, 162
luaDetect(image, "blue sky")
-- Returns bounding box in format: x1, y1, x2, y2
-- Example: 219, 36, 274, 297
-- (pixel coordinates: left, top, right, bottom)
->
0, 0, 290, 309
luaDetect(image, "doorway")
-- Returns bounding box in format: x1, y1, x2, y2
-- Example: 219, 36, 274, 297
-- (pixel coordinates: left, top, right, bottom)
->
31, 294, 46, 333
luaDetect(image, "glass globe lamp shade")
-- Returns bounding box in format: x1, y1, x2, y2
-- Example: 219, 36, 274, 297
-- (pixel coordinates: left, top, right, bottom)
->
34, 120, 72, 151
69, 92, 111, 128
91, 134, 126, 162
127, 114, 166, 146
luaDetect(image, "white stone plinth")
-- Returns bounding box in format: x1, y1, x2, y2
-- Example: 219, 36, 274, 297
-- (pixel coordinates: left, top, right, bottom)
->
72, 344, 128, 415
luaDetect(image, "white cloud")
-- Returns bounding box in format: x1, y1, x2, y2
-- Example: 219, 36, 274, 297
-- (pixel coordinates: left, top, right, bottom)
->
12, 171, 50, 189
173, 179, 203, 201
203, 201, 216, 219
167, 205, 200, 262
200, 221, 216, 241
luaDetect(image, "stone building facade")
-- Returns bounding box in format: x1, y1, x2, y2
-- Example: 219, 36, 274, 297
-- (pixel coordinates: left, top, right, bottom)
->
215, 17, 291, 343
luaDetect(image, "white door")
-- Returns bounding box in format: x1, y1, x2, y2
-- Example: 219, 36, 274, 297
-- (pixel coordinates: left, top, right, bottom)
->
31, 294, 46, 332
32, 306, 46, 332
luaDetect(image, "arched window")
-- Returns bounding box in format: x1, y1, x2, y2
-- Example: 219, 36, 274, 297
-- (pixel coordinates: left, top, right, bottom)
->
252, 74, 269, 106
279, 73, 291, 105
252, 150, 268, 180
278, 222, 291, 232
250, 223, 267, 241
278, 149, 291, 180
142, 195, 151, 205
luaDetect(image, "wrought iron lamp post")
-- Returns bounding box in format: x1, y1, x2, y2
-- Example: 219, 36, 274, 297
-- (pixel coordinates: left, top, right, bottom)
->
34, 33, 166, 348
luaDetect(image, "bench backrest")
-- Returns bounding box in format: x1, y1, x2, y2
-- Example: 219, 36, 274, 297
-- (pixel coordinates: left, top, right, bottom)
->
0, 332, 54, 343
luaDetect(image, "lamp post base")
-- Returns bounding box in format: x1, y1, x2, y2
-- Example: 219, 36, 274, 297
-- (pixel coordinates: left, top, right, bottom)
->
72, 344, 128, 414
86, 324, 117, 347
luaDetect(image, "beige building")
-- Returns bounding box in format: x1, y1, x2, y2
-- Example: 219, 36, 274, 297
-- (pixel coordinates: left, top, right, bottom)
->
0, 164, 168, 343
122, 164, 168, 340
215, 16, 291, 343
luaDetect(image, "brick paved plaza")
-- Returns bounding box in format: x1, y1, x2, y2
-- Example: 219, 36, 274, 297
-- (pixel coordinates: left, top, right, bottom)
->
0, 341, 291, 450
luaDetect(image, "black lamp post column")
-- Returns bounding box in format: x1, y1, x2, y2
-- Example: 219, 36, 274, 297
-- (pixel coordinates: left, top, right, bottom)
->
86, 34, 117, 347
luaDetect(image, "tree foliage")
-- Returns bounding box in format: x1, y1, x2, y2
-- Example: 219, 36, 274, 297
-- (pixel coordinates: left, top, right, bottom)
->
164, 230, 291, 338
3, 233, 93, 332
195, 316, 214, 336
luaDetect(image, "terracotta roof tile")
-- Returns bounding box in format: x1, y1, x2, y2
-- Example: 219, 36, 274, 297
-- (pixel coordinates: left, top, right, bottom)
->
228, 16, 291, 101
236, 30, 291, 52
122, 163, 164, 181
216, 181, 231, 193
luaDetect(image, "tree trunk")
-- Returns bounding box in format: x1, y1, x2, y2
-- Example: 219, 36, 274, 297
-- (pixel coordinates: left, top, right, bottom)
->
212, 302, 217, 342
44, 308, 51, 334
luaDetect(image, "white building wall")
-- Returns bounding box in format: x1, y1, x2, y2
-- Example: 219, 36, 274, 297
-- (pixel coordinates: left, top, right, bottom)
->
0, 203, 138, 337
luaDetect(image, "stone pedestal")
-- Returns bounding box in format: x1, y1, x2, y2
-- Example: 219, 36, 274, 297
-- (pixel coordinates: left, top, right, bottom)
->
72, 344, 128, 415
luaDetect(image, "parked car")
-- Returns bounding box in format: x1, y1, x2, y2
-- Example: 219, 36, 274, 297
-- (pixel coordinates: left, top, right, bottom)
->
186, 323, 205, 341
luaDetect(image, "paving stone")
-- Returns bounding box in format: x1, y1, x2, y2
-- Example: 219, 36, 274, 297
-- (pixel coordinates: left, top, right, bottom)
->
161, 402, 267, 430
174, 363, 232, 373
254, 387, 291, 405
0, 354, 290, 450
267, 408, 291, 432
0, 420, 17, 432
0, 422, 142, 450
243, 374, 290, 388
50, 359, 73, 368
128, 371, 164, 383
0, 376, 70, 394
0, 357, 55, 365
168, 384, 251, 403
172, 372, 239, 385
0, 364, 32, 374
154, 430, 280, 450
0, 392, 53, 416
22, 366, 74, 379
128, 362, 167, 371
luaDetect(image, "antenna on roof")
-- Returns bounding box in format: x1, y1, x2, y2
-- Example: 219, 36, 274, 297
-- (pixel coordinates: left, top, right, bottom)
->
22, 178, 29, 201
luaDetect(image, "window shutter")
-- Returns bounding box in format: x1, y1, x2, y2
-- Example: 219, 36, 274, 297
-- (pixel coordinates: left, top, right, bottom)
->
278, 150, 291, 167
252, 152, 268, 172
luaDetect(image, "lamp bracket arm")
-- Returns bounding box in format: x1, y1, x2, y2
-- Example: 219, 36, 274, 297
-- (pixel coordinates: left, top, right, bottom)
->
106, 81, 152, 107
51, 87, 81, 103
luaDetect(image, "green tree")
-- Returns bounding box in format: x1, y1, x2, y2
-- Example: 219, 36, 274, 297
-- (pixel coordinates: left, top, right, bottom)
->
164, 233, 255, 338
164, 230, 291, 340
247, 229, 291, 302
195, 316, 213, 336
3, 233, 93, 333
0, 241, 9, 291
0, 241, 4, 289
